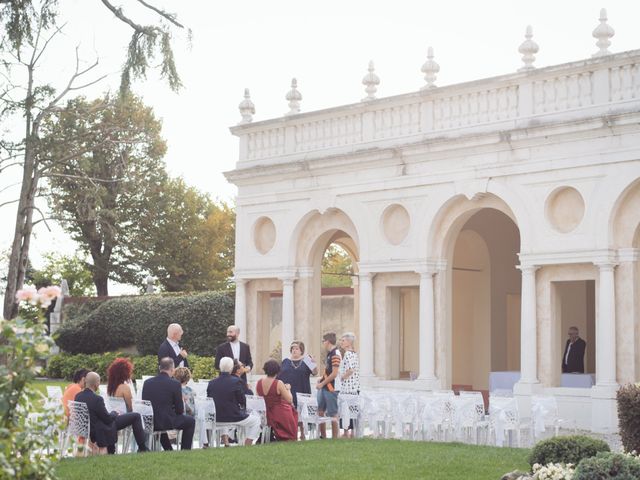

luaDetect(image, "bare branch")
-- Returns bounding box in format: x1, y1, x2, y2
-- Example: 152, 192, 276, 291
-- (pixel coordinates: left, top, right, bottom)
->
0, 198, 20, 209
32, 22, 67, 66
136, 0, 185, 29
0, 181, 23, 195
101, 0, 147, 32
30, 205, 52, 231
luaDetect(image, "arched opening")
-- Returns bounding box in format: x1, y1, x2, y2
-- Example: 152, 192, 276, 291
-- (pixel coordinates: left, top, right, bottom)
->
450, 208, 521, 391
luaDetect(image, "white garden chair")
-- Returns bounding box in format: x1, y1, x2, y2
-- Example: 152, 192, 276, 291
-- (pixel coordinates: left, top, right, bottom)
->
531, 395, 566, 440
61, 401, 91, 457
46, 385, 63, 401
296, 393, 333, 439
338, 393, 361, 438
489, 396, 531, 447
194, 397, 216, 447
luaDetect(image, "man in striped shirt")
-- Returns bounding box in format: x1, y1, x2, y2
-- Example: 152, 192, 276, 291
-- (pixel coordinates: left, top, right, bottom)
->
316, 332, 342, 439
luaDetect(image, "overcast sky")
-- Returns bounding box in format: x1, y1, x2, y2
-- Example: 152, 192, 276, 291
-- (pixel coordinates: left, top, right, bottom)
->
1, 0, 639, 294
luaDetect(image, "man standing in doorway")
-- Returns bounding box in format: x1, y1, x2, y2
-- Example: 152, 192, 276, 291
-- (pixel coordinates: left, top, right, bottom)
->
562, 326, 586, 373
214, 325, 253, 380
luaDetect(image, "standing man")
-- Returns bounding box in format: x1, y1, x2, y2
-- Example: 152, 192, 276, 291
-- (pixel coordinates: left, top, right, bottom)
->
142, 357, 195, 451
75, 371, 149, 454
214, 325, 253, 380
562, 326, 587, 373
158, 323, 189, 368
316, 332, 342, 439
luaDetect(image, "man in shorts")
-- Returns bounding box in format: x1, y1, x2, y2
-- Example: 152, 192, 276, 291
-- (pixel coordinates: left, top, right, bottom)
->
316, 332, 341, 439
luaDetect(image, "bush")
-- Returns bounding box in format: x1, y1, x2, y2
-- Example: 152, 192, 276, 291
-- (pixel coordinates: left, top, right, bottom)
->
617, 383, 640, 454
529, 435, 610, 467
46, 352, 216, 381
55, 291, 234, 356
574, 452, 640, 480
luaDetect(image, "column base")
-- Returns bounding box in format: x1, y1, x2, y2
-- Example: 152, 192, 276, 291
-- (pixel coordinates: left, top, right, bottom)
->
415, 376, 441, 391
591, 383, 619, 434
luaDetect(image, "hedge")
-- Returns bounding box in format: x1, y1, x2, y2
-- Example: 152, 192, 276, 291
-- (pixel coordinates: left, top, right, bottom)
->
47, 352, 217, 381
528, 435, 610, 467
574, 452, 640, 480
617, 383, 640, 454
55, 291, 234, 356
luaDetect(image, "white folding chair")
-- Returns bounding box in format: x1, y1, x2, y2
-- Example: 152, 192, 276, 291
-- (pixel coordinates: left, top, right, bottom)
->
296, 393, 332, 439
62, 401, 91, 457
489, 396, 531, 447
195, 397, 216, 448
338, 393, 361, 438
392, 394, 420, 440
192, 382, 208, 398
245, 395, 271, 443
98, 385, 108, 397
46, 385, 63, 401
531, 395, 566, 440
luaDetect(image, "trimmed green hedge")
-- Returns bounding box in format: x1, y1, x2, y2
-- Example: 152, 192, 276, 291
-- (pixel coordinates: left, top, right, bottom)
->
47, 352, 217, 381
574, 452, 640, 479
617, 383, 640, 454
529, 435, 610, 467
55, 291, 233, 356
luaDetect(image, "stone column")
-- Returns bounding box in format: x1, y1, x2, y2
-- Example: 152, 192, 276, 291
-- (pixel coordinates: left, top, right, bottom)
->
518, 265, 540, 384
281, 277, 295, 356
595, 262, 617, 386
359, 272, 374, 378
418, 271, 437, 382
234, 278, 247, 337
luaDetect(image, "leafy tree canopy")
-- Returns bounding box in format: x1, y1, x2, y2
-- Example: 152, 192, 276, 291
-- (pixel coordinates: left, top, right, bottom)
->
26, 251, 95, 296
321, 243, 354, 288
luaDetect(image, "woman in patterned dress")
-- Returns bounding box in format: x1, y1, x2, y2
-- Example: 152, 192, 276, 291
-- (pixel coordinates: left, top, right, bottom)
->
338, 332, 360, 438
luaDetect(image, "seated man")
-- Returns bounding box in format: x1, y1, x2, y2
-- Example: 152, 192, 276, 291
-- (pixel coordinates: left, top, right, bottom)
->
75, 371, 148, 454
142, 357, 195, 450
207, 356, 261, 446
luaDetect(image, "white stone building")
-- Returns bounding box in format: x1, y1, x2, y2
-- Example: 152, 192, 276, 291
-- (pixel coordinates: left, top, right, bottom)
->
226, 14, 640, 433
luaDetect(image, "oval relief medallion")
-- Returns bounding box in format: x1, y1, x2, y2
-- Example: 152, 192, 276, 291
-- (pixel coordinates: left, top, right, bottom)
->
381, 204, 410, 245
253, 216, 276, 254
545, 186, 585, 233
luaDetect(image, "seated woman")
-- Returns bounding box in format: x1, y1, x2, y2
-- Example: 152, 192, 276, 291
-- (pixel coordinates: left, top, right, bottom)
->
232, 359, 254, 395
256, 359, 298, 441
174, 367, 196, 417
106, 358, 134, 412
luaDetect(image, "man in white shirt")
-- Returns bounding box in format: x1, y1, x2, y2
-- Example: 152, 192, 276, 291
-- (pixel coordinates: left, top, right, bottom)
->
158, 323, 189, 368
214, 325, 253, 380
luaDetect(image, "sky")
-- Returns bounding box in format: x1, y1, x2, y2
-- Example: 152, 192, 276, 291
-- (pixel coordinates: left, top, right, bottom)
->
1, 0, 639, 295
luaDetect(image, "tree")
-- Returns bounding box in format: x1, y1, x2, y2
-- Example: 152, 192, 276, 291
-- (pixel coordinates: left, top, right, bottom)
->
44, 93, 168, 295
27, 252, 95, 296
0, 0, 187, 318
142, 178, 235, 292
321, 244, 354, 288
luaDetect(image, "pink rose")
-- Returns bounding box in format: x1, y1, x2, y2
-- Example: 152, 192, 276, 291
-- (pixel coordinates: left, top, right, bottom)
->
15, 286, 38, 303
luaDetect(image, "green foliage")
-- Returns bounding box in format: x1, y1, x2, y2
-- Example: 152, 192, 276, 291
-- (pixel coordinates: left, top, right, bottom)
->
27, 252, 95, 296
574, 452, 640, 480
617, 383, 640, 454
321, 244, 354, 288
142, 178, 235, 292
529, 435, 610, 467
46, 352, 217, 381
0, 0, 58, 52
55, 291, 234, 356
43, 93, 169, 295
0, 302, 63, 479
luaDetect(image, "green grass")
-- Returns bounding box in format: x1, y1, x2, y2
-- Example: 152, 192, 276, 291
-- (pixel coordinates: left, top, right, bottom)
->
56, 439, 529, 480
31, 379, 68, 396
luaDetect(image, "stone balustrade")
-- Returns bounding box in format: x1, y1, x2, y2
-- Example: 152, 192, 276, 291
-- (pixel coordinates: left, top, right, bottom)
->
230, 50, 640, 163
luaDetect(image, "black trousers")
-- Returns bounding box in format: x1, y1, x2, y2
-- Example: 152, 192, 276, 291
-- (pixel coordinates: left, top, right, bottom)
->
107, 412, 148, 454
159, 414, 195, 451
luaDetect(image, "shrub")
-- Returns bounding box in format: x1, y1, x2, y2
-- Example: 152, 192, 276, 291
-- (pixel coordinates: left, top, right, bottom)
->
46, 351, 216, 381
574, 452, 640, 480
55, 291, 234, 356
617, 383, 640, 454
529, 435, 610, 467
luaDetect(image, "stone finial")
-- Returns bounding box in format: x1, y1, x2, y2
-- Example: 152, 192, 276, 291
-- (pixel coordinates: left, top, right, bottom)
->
285, 78, 302, 115
361, 60, 380, 102
238, 88, 255, 125
145, 276, 155, 294
592, 8, 614, 57
518, 25, 539, 72
60, 279, 69, 296
420, 46, 439, 90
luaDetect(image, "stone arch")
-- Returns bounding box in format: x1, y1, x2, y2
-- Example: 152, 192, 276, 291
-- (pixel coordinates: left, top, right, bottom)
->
608, 177, 640, 248
427, 193, 520, 261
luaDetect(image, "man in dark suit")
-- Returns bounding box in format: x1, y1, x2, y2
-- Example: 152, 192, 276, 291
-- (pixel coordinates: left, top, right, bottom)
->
214, 325, 253, 380
562, 326, 587, 373
75, 371, 148, 454
207, 356, 260, 446
158, 323, 189, 368
142, 357, 195, 450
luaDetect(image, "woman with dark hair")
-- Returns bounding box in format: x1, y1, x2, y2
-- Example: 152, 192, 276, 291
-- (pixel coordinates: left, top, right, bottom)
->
106, 357, 134, 412
256, 359, 298, 441
278, 341, 317, 409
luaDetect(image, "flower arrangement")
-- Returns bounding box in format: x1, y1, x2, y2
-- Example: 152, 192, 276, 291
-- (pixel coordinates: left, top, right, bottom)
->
532, 462, 575, 480
0, 286, 64, 479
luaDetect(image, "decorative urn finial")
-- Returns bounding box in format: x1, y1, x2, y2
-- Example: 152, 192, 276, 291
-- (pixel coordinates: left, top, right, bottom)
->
285, 78, 302, 115
238, 88, 255, 124
362, 60, 380, 102
421, 46, 439, 90
518, 25, 539, 72
592, 8, 614, 57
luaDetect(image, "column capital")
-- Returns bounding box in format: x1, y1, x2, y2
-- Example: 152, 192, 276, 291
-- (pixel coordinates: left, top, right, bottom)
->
358, 271, 375, 281
297, 267, 315, 278
279, 276, 296, 286
232, 277, 247, 286
594, 261, 618, 271
516, 264, 539, 274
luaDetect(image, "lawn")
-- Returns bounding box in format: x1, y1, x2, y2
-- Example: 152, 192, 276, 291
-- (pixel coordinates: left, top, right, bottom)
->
31, 378, 68, 396
56, 439, 529, 480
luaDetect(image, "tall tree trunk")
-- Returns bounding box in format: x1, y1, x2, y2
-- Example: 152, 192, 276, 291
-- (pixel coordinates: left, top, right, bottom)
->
90, 250, 111, 297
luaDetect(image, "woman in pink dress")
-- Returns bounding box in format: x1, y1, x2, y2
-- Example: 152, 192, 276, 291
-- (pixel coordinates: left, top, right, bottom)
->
256, 359, 298, 441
